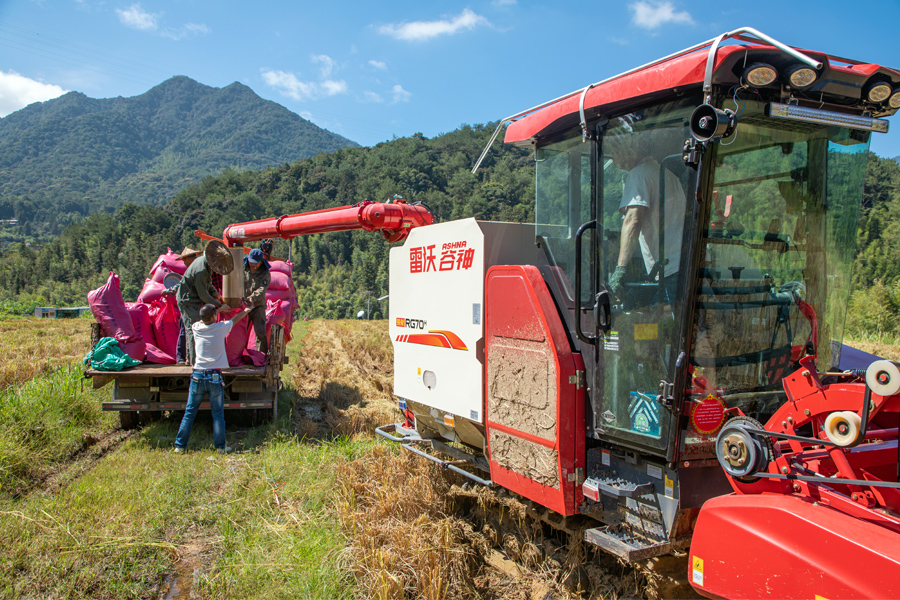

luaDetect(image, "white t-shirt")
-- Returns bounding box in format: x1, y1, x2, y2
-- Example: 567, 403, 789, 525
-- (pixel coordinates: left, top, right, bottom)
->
618, 158, 686, 278
192, 320, 234, 370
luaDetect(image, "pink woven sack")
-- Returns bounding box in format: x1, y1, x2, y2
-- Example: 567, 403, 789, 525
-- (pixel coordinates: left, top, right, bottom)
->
88, 272, 136, 341
149, 248, 187, 278
125, 302, 156, 347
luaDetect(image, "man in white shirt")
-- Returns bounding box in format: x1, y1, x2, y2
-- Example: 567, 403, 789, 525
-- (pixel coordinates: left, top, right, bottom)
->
174, 303, 250, 453
606, 123, 687, 306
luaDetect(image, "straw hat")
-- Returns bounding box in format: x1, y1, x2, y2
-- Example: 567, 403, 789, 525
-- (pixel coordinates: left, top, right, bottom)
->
176, 247, 202, 261
204, 240, 234, 275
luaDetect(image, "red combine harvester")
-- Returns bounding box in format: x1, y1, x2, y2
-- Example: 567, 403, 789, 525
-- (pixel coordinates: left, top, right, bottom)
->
217, 27, 900, 599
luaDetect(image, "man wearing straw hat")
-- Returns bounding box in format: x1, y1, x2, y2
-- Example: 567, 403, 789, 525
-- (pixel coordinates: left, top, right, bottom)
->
176, 241, 234, 366
163, 247, 203, 363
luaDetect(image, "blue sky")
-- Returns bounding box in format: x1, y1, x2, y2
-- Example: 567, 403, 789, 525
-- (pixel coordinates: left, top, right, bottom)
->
3, 1, 900, 158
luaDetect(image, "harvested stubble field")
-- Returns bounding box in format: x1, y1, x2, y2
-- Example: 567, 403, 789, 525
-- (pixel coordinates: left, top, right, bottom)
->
1, 316, 893, 599
0, 317, 96, 391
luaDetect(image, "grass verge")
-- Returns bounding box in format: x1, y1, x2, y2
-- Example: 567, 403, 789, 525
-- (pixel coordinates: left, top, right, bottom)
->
0, 363, 117, 496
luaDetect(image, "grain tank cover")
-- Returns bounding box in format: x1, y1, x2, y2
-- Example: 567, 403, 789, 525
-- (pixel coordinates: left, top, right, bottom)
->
390, 219, 535, 424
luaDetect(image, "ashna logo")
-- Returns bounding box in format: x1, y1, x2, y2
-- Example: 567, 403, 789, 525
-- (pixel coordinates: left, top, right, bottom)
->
396, 318, 427, 330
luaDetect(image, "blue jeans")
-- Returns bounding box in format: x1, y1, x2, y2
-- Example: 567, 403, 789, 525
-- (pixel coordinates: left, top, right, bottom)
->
175, 369, 226, 449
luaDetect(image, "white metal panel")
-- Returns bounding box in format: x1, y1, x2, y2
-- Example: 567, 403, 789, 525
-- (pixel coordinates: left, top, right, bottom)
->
390, 219, 535, 424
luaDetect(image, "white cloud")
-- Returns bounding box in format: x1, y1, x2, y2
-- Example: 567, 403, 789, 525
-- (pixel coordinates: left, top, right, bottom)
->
161, 23, 211, 40
391, 84, 411, 103
378, 9, 489, 42
116, 3, 159, 31
261, 69, 347, 101
630, 1, 693, 29
368, 60, 387, 70
0, 71, 68, 117
116, 4, 208, 39
492, 0, 517, 6
312, 54, 336, 79
363, 91, 384, 103
184, 23, 210, 35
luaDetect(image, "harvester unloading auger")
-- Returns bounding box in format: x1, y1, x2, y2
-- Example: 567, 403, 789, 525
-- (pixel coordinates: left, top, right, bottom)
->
221, 27, 900, 599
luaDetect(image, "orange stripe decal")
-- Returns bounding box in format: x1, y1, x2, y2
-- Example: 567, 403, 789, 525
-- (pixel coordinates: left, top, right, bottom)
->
395, 330, 468, 351
429, 330, 468, 350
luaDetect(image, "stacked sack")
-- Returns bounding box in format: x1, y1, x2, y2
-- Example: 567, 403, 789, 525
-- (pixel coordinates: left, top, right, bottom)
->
264, 260, 298, 342
223, 259, 298, 368
88, 248, 299, 368
89, 248, 188, 364
88, 270, 178, 364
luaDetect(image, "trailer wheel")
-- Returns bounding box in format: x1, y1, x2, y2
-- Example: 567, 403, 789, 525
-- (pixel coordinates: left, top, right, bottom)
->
119, 411, 140, 430
270, 392, 279, 422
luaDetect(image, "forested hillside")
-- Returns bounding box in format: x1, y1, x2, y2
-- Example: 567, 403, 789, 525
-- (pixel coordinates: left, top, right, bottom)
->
1, 123, 899, 338
0, 125, 532, 319
0, 76, 356, 238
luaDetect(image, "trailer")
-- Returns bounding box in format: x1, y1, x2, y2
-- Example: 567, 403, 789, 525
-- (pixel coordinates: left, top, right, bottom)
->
85, 321, 287, 429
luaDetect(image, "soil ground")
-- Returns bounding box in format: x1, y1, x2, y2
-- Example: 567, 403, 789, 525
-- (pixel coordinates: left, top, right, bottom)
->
3, 317, 890, 599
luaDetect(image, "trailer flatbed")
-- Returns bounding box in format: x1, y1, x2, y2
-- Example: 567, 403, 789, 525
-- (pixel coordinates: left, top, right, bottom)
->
85, 323, 287, 428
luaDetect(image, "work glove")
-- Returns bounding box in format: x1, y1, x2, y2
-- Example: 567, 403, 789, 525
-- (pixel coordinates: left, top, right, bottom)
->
608, 265, 628, 297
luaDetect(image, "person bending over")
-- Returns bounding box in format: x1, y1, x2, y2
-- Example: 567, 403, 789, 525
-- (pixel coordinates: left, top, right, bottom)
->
173, 303, 250, 453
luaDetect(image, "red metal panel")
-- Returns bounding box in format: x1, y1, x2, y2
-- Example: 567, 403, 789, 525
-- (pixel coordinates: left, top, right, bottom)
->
484, 265, 584, 516
504, 44, 891, 144
689, 494, 900, 600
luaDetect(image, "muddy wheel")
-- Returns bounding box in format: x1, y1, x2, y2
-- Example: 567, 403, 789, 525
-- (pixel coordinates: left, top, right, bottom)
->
119, 411, 140, 430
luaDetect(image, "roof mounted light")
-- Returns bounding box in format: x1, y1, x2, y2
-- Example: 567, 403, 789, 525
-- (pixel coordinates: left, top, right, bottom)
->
890, 90, 900, 110
768, 102, 889, 133
785, 64, 818, 89
864, 81, 892, 104
743, 63, 778, 87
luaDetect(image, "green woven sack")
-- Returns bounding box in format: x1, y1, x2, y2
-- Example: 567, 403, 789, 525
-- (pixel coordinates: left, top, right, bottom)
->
84, 337, 141, 371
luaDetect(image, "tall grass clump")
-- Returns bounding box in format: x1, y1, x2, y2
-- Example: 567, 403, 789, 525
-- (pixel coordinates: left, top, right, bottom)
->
0, 364, 114, 495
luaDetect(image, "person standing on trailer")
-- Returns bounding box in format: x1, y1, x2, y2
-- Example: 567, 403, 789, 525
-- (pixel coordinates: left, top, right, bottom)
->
173, 303, 251, 453
176, 241, 234, 366
243, 248, 271, 356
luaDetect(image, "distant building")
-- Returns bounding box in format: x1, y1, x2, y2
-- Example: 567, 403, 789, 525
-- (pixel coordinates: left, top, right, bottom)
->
34, 306, 91, 319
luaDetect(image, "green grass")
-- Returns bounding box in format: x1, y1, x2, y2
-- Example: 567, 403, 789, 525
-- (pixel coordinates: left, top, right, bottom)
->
0, 321, 376, 599
0, 364, 116, 496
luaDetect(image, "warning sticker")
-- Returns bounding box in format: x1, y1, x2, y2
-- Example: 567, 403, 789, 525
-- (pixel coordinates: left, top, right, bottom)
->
604, 331, 619, 352
601, 449, 611, 467
634, 323, 658, 340
664, 475, 674, 499
690, 395, 726, 435
692, 556, 704, 587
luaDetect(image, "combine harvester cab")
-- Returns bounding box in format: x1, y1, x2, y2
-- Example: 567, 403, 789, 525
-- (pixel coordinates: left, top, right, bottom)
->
381, 27, 900, 598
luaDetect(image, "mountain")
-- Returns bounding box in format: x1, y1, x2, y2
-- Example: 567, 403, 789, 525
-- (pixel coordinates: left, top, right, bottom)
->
0, 76, 357, 234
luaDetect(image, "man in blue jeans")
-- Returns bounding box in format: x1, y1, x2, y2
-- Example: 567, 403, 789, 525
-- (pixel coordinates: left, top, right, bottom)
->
174, 303, 250, 453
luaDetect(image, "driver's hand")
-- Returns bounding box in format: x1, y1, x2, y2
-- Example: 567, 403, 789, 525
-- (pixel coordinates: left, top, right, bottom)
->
608, 265, 628, 297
